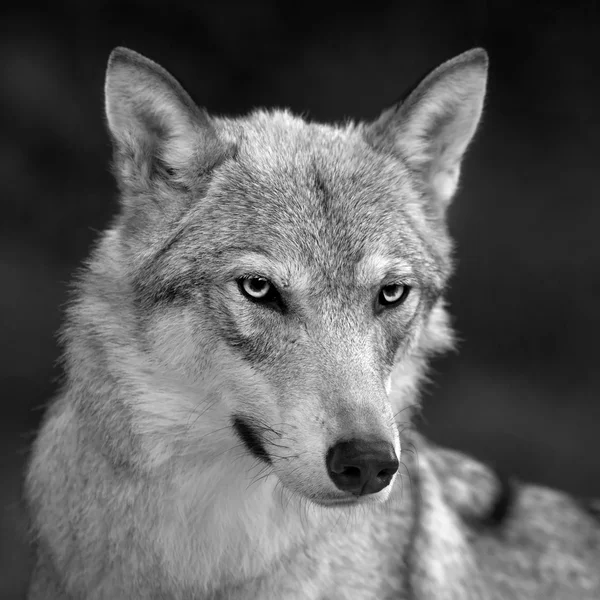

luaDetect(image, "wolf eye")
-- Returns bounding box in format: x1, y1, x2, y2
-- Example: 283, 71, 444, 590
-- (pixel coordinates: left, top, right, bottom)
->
378, 283, 410, 308
237, 276, 285, 311
240, 276, 271, 299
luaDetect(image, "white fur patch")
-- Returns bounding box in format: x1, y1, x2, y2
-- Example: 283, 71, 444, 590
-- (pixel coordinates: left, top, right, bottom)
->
354, 253, 414, 288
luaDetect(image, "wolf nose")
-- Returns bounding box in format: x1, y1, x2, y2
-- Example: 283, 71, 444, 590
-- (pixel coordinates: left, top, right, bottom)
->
326, 439, 399, 496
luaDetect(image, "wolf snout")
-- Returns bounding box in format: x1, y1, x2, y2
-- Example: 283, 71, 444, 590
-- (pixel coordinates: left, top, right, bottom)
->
326, 439, 399, 496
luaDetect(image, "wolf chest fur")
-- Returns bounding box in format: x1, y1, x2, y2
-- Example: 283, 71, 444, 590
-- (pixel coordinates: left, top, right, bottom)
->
25, 47, 600, 599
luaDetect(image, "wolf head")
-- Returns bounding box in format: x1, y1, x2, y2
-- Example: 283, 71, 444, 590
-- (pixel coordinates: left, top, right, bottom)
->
69, 47, 486, 507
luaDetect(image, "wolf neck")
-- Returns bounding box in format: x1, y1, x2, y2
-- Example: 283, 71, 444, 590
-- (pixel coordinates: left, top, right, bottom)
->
158, 457, 345, 592
157, 435, 421, 595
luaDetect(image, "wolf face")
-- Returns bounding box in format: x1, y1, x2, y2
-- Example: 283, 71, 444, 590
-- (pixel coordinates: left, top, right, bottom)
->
94, 48, 487, 507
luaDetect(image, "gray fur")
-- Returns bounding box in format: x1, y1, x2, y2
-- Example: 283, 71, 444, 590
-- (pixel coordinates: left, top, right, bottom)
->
24, 47, 600, 599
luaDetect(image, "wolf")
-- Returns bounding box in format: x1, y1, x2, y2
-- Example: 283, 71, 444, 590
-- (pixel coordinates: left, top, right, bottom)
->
24, 46, 600, 599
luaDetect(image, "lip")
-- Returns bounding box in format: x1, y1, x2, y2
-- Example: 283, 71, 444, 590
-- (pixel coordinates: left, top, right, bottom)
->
311, 496, 367, 508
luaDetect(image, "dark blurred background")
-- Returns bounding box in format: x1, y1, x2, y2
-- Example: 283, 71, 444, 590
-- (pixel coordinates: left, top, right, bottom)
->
2, 1, 600, 596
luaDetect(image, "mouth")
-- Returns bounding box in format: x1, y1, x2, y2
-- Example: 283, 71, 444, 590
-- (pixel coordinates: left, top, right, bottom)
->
232, 415, 271, 464
309, 494, 380, 508
316, 499, 360, 508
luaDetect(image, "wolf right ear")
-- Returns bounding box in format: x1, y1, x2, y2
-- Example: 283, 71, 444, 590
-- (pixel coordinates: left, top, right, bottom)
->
105, 47, 225, 189
365, 48, 488, 211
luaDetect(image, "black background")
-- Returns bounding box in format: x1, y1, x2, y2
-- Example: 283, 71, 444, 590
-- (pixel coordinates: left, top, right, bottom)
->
2, 1, 600, 596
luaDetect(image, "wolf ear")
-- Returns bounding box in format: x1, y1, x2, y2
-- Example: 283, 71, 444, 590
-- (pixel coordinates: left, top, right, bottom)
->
366, 48, 488, 209
105, 47, 224, 188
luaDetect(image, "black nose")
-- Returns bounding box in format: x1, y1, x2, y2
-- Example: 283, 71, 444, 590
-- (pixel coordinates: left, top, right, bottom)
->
326, 439, 399, 496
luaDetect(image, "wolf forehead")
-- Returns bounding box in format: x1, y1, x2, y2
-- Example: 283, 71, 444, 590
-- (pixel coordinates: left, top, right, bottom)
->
179, 110, 452, 283
109, 45, 488, 304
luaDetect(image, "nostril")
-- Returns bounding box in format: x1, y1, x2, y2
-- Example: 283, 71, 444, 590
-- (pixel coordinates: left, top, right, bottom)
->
378, 467, 396, 479
339, 466, 361, 478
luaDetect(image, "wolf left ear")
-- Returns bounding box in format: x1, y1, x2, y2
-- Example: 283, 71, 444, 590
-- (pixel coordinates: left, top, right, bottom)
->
105, 47, 225, 189
365, 48, 488, 209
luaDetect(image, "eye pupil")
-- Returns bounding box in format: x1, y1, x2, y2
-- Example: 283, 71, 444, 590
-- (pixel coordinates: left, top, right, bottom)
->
248, 278, 267, 294
384, 285, 399, 301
